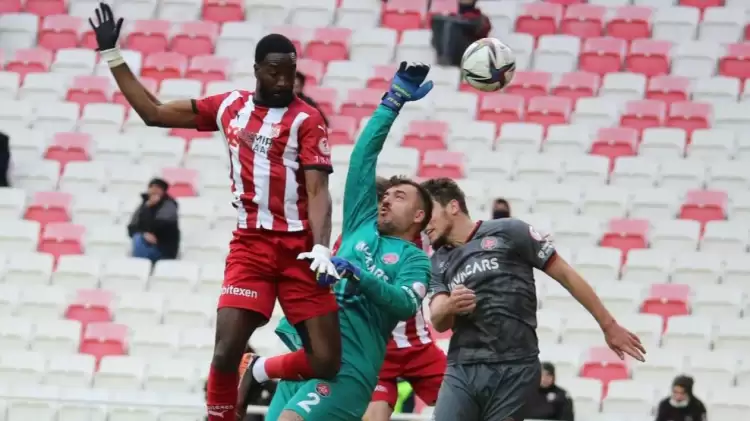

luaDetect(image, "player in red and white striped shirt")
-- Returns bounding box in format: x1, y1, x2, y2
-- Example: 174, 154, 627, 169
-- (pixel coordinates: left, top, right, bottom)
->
91, 8, 342, 419
332, 177, 447, 421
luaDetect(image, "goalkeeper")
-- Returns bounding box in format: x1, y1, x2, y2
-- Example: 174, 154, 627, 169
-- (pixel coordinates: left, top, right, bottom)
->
236, 62, 436, 421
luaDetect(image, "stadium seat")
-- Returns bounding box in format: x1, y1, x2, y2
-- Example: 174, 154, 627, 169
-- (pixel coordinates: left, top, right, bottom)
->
639, 128, 686, 159
402, 120, 449, 153
610, 157, 658, 189
601, 72, 647, 102
17, 284, 66, 319
601, 380, 656, 415
418, 151, 465, 179
714, 319, 750, 354
59, 161, 107, 195
515, 2, 563, 39
0, 13, 38, 51
5, 48, 54, 81
0, 350, 46, 386
79, 322, 128, 362
591, 127, 638, 164
305, 27, 351, 63
561, 4, 605, 38
552, 71, 600, 102
30, 318, 81, 354
700, 220, 749, 254
94, 355, 144, 389
44, 132, 92, 167
692, 77, 741, 108
4, 251, 53, 286
699, 7, 744, 43
52, 255, 102, 290
719, 43, 750, 80
178, 327, 214, 360
606, 6, 652, 41
504, 71, 552, 101
0, 219, 40, 253
653, 6, 699, 44
660, 159, 707, 193
0, 316, 32, 350
160, 167, 198, 197
149, 260, 200, 292
650, 219, 700, 252
646, 75, 690, 105
625, 39, 672, 78
144, 358, 197, 392
114, 291, 164, 327
673, 41, 721, 80
163, 294, 214, 328
572, 97, 619, 127
600, 218, 649, 257
679, 189, 728, 226
141, 52, 188, 83
381, 0, 427, 33
38, 15, 82, 51
630, 187, 680, 221
515, 154, 563, 184
580, 346, 629, 387
526, 96, 572, 130
46, 353, 95, 387
533, 35, 581, 74
580, 186, 629, 220
66, 75, 112, 107
667, 101, 712, 138
38, 222, 85, 259
202, 0, 244, 22
495, 122, 543, 154
129, 325, 180, 359
662, 315, 713, 350
125, 20, 171, 55
640, 283, 690, 325
185, 55, 229, 83
596, 282, 644, 316
65, 289, 114, 327
24, 191, 72, 226
572, 247, 622, 281
171, 21, 219, 57
579, 37, 626, 76
340, 88, 382, 122
33, 101, 80, 137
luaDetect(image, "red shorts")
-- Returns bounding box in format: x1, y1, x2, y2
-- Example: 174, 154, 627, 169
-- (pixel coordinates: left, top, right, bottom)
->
372, 343, 447, 407
218, 229, 338, 325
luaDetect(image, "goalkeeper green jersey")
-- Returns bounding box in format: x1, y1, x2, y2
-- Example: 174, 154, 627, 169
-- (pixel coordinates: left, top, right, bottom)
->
274, 105, 431, 392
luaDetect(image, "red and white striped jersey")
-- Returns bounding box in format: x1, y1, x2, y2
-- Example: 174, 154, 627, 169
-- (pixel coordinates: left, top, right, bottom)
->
194, 91, 332, 232
333, 233, 435, 350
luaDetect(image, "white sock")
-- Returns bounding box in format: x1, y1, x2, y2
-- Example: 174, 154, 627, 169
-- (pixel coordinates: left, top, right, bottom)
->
251, 356, 269, 382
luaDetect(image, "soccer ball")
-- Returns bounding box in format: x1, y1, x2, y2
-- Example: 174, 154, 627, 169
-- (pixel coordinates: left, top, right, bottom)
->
460, 38, 516, 92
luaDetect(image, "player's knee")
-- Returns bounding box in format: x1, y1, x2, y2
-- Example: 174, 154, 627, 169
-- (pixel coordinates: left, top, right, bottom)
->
307, 351, 341, 379
211, 338, 245, 372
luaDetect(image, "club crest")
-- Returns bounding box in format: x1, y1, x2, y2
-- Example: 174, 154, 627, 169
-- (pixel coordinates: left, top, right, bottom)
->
481, 237, 497, 250
382, 253, 400, 264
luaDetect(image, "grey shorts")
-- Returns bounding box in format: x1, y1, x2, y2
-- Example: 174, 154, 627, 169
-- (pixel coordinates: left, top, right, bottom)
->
433, 361, 541, 421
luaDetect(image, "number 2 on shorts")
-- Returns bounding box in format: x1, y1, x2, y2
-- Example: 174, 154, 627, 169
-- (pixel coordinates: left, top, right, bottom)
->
297, 392, 321, 413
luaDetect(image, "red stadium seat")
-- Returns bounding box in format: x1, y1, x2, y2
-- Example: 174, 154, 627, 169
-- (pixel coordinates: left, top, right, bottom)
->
296, 59, 325, 86
525, 96, 572, 130
579, 37, 626, 76
4, 48, 53, 81
580, 347, 629, 388
1, 0, 21, 13
606, 6, 652, 41
591, 127, 638, 163
646, 75, 690, 105
185, 55, 229, 84
625, 40, 672, 78
679, 0, 721, 12
552, 71, 600, 102
114, 78, 157, 109
327, 115, 357, 145
202, 0, 244, 23
620, 100, 666, 134
66, 76, 112, 107
24, 191, 72, 226
402, 120, 449, 154
170, 128, 214, 143
305, 28, 351, 63
478, 94, 525, 126
666, 101, 711, 137
45, 132, 92, 168
679, 190, 728, 226
161, 167, 199, 197
418, 151, 466, 179
65, 289, 115, 327
124, 20, 171, 55
367, 65, 398, 91
25, 0, 66, 17
38, 15, 82, 51
340, 89, 382, 123
718, 43, 750, 80
515, 2, 563, 38
600, 218, 649, 256
503, 71, 552, 101
641, 284, 690, 327
171, 21, 219, 57
141, 52, 188, 83
270, 25, 307, 55
381, 0, 427, 33
427, 0, 457, 23
545, 0, 585, 4
80, 322, 128, 362
38, 223, 85, 259
304, 86, 337, 117
561, 4, 606, 38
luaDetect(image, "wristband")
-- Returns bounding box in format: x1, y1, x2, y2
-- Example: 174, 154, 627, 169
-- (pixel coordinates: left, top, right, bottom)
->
100, 47, 126, 68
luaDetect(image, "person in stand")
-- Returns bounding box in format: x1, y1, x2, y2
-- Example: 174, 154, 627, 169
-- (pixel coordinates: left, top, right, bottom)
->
127, 178, 180, 263
491, 197, 511, 220
294, 71, 328, 125
655, 375, 707, 421
525, 362, 574, 421
431, 0, 492, 66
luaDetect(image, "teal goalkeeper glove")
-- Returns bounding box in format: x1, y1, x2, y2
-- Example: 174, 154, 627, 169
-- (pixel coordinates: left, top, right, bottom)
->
380, 61, 434, 112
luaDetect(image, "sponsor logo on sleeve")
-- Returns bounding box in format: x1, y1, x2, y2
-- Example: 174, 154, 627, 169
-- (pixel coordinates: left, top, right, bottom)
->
529, 225, 543, 241
382, 253, 400, 264
315, 382, 331, 397
318, 137, 331, 156
480, 237, 497, 250
412, 282, 427, 298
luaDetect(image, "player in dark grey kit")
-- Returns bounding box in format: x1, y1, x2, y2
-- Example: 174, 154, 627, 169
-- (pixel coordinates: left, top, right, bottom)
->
421, 178, 646, 421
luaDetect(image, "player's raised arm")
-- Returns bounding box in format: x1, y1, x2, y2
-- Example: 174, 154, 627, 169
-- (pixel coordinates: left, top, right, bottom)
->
332, 253, 431, 320
342, 62, 434, 234
89, 3, 204, 129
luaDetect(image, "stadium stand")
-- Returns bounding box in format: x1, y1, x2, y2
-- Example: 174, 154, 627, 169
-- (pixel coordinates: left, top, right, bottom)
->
1, 0, 750, 419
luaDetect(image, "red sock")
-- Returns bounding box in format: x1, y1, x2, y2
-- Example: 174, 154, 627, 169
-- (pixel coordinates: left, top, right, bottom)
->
264, 349, 315, 380
206, 365, 238, 421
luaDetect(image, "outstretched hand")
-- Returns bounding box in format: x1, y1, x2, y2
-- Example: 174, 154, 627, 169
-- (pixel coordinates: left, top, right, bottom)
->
603, 321, 646, 362
381, 61, 434, 112
89, 2, 123, 51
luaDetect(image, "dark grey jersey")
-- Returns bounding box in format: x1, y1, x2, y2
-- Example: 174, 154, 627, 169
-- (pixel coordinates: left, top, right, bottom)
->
429, 218, 556, 365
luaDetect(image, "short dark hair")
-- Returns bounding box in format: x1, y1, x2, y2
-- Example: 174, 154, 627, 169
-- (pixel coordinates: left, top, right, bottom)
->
420, 178, 469, 215
375, 176, 389, 200
493, 197, 510, 208
148, 177, 169, 192
255, 33, 296, 64
383, 175, 433, 231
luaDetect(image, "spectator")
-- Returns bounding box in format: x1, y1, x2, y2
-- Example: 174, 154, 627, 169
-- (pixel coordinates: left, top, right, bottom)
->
492, 197, 511, 219
127, 178, 180, 263
294, 71, 329, 125
0, 131, 9, 187
525, 362, 574, 421
431, 0, 492, 66
655, 375, 707, 421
